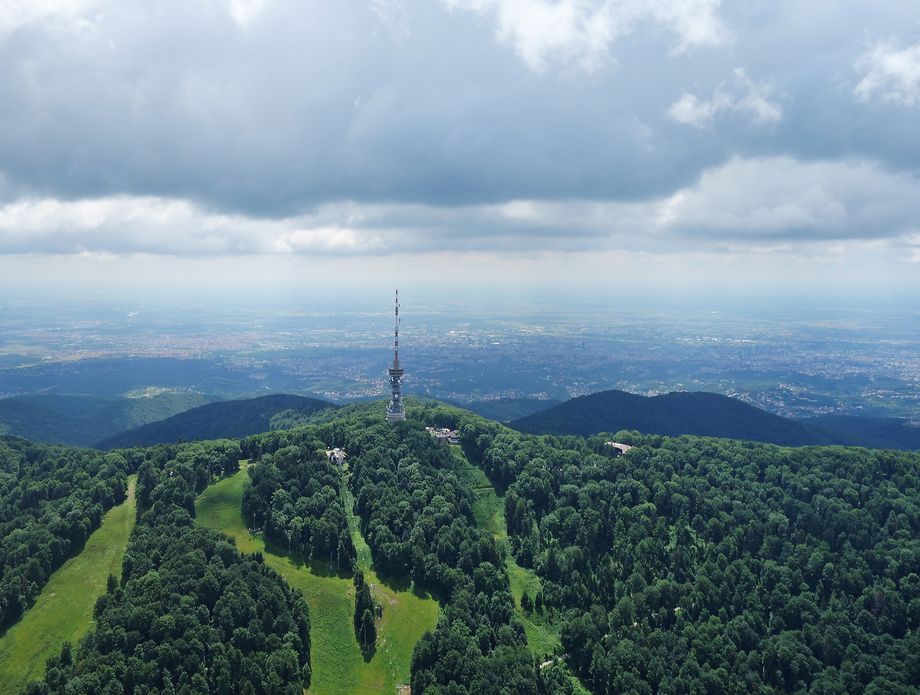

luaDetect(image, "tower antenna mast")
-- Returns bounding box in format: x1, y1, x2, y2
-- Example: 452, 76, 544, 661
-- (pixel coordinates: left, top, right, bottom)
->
386, 289, 406, 422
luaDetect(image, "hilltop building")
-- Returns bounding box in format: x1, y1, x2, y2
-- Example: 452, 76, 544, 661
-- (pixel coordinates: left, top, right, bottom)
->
386, 290, 406, 422
605, 441, 633, 455
325, 448, 347, 466
426, 427, 460, 445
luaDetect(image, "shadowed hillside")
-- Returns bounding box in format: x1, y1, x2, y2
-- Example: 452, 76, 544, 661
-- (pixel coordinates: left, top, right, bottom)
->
805, 414, 920, 450
463, 398, 563, 422
511, 390, 836, 446
0, 392, 210, 446
98, 393, 335, 448
511, 389, 920, 450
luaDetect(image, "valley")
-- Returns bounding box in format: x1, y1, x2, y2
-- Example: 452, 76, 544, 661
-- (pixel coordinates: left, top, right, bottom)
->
3, 304, 919, 421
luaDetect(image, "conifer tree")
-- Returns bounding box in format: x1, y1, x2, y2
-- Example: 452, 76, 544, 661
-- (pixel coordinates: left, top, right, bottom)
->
353, 570, 378, 650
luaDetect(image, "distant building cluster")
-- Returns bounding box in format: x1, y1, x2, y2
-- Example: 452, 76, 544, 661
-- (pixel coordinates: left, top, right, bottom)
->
426, 427, 460, 445
325, 448, 347, 466
605, 441, 633, 455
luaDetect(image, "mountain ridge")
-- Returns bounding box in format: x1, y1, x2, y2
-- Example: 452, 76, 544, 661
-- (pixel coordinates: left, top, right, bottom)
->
97, 393, 335, 449
0, 392, 211, 446
511, 389, 920, 450
459, 397, 564, 422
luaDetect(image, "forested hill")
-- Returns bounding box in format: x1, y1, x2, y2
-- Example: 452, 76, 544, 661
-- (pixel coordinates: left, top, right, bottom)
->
97, 394, 335, 449
462, 397, 564, 422
511, 390, 835, 445
0, 436, 130, 631
805, 414, 920, 451
0, 392, 209, 447
5, 400, 920, 693
26, 439, 312, 693
455, 409, 920, 693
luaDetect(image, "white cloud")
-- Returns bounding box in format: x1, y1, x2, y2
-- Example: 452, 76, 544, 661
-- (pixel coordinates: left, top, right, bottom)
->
441, 0, 729, 72
669, 68, 782, 127
3, 157, 919, 259
272, 226, 387, 254
370, 0, 411, 43
0, 0, 99, 35
444, 0, 618, 72
654, 156, 920, 239
644, 0, 730, 53
0, 196, 282, 255
227, 0, 268, 29
669, 93, 723, 127
903, 234, 920, 263
0, 196, 476, 256
855, 40, 920, 106
499, 200, 542, 220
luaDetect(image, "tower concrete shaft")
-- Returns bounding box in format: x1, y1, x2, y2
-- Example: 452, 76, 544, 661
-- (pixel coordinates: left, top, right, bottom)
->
386, 289, 406, 422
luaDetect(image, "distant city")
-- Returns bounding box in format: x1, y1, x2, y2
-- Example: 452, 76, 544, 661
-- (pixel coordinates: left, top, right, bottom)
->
1, 299, 918, 421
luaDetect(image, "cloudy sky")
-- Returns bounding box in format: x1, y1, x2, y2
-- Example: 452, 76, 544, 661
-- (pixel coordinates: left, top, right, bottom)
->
1, 0, 920, 305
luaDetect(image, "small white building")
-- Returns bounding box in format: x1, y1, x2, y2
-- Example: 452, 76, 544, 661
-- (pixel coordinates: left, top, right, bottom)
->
426, 427, 460, 445
604, 441, 633, 455
325, 448, 347, 466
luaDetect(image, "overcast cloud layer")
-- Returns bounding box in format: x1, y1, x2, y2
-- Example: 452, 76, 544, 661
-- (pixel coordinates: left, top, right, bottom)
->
1, 0, 920, 298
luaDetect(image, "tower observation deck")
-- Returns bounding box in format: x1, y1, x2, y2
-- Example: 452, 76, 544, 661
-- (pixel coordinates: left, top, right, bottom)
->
386, 290, 406, 422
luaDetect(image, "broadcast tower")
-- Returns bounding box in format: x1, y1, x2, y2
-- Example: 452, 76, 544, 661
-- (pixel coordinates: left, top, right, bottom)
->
386, 290, 406, 422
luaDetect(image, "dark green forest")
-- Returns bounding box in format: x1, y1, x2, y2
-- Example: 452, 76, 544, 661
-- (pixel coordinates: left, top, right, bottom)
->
4, 398, 920, 694
462, 398, 563, 423
240, 407, 569, 694
26, 439, 312, 695
242, 440, 355, 570
0, 437, 129, 630
0, 393, 210, 448
98, 394, 335, 450
510, 390, 833, 444
511, 390, 920, 451
459, 413, 920, 693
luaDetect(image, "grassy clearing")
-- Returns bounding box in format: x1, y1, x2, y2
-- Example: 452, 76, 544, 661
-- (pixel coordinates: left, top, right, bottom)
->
449, 446, 592, 691
447, 446, 562, 657
0, 476, 137, 694
196, 464, 437, 695
454, 457, 507, 541
448, 446, 593, 692
339, 480, 439, 691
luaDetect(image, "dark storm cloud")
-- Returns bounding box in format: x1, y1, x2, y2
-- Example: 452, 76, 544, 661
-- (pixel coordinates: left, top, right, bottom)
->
1, 0, 920, 257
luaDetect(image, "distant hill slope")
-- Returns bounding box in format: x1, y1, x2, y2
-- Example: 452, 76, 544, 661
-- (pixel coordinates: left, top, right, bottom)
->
462, 398, 563, 422
98, 394, 335, 449
511, 390, 838, 447
510, 390, 920, 450
0, 392, 210, 446
804, 415, 920, 450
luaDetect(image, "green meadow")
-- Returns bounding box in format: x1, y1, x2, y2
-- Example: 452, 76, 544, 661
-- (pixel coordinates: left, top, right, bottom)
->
196, 464, 438, 695
448, 446, 561, 657
448, 446, 591, 692
0, 476, 138, 694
